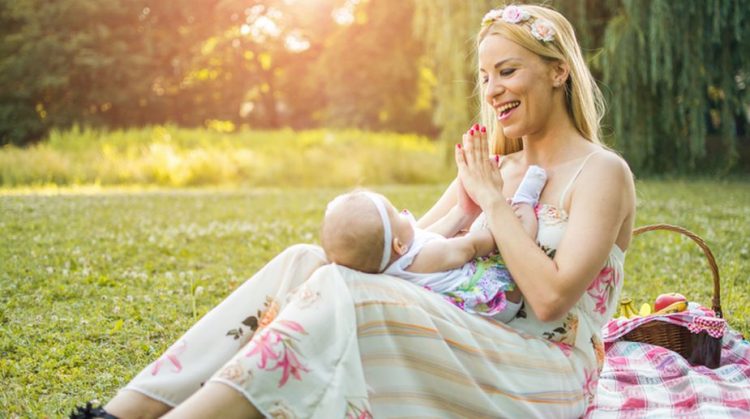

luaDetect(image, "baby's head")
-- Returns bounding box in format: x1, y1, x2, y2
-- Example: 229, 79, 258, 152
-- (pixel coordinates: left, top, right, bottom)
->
321, 191, 415, 273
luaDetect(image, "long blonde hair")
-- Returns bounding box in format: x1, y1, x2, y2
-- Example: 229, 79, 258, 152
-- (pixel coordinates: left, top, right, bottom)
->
477, 4, 605, 155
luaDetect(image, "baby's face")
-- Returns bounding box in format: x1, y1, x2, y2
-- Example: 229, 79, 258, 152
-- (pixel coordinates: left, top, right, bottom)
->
384, 199, 416, 250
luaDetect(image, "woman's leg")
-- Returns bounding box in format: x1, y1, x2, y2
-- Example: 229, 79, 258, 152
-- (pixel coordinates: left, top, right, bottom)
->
103, 385, 262, 419
104, 244, 328, 418
161, 383, 262, 419
103, 390, 170, 419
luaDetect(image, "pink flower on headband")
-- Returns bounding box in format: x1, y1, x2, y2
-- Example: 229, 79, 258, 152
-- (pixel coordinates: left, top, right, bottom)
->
481, 9, 503, 26
481, 6, 556, 43
501, 6, 531, 24
531, 19, 556, 42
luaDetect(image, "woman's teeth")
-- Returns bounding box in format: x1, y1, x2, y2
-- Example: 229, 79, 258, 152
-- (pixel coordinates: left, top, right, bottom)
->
498, 101, 520, 116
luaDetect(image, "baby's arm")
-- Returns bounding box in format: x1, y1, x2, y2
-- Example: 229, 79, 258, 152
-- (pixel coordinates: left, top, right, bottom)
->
424, 205, 476, 238
407, 228, 496, 273
513, 203, 538, 239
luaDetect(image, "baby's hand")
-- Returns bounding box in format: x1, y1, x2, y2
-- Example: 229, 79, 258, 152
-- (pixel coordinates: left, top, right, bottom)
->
457, 178, 481, 217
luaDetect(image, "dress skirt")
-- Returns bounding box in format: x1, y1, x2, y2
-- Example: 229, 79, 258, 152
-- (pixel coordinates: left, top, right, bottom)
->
124, 244, 586, 418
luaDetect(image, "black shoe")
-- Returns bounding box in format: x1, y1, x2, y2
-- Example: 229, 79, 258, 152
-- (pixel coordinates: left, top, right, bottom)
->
69, 402, 120, 419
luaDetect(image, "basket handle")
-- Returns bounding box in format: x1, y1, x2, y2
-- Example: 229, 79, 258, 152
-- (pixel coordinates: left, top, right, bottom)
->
632, 224, 722, 318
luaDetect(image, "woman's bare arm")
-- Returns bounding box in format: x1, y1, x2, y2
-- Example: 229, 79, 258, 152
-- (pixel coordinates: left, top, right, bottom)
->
483, 153, 634, 321
417, 179, 459, 229
418, 179, 482, 237
455, 130, 635, 322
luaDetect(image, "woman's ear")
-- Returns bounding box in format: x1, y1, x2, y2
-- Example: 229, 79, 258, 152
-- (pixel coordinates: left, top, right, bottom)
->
550, 60, 570, 88
393, 238, 409, 256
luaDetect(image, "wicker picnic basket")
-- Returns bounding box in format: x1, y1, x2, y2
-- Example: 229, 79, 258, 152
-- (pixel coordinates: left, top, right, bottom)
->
622, 224, 723, 368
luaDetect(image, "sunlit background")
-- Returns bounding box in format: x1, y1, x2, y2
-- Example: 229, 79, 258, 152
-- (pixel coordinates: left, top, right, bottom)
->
1, 0, 749, 186
2, 2, 750, 415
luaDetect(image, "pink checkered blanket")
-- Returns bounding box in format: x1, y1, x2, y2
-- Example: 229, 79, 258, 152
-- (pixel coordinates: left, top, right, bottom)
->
587, 310, 750, 418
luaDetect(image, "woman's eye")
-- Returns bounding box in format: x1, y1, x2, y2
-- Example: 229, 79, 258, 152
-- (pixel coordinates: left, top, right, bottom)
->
481, 77, 488, 85
500, 68, 516, 76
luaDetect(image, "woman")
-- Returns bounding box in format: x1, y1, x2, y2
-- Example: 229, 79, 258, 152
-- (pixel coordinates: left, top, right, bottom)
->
94, 4, 635, 418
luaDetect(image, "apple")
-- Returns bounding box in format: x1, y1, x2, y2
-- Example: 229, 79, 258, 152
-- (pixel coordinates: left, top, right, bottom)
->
654, 292, 687, 312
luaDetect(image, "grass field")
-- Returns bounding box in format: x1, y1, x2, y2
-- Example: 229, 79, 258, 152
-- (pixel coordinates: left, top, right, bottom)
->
1, 180, 749, 416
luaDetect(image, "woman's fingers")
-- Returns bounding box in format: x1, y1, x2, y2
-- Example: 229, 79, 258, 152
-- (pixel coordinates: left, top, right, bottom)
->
479, 125, 489, 163
465, 124, 489, 170
462, 131, 472, 159
454, 142, 467, 170
457, 124, 507, 209
464, 125, 479, 166
462, 124, 495, 171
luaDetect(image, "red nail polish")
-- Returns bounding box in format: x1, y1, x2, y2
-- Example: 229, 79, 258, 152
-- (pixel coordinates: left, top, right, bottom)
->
495, 155, 500, 163
457, 143, 462, 149
470, 129, 474, 136
473, 123, 480, 130
481, 126, 487, 133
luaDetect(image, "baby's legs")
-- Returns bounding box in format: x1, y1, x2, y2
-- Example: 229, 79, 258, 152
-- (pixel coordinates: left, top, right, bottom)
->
490, 202, 534, 321
492, 287, 523, 323
511, 164, 545, 239
505, 286, 523, 304
493, 165, 545, 322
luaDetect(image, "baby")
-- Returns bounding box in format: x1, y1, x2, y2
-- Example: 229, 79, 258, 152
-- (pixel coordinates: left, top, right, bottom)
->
321, 166, 546, 323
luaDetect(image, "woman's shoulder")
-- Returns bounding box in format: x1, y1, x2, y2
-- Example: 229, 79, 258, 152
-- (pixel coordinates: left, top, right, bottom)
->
586, 146, 633, 183
572, 146, 635, 213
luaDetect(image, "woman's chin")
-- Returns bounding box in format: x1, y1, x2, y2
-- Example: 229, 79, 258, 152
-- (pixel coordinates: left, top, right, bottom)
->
500, 125, 522, 139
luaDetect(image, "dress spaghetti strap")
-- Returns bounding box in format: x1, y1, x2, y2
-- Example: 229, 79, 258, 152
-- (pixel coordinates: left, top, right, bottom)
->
557, 150, 602, 209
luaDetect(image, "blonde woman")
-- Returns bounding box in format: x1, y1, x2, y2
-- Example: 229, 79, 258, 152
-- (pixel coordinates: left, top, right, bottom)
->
89, 4, 635, 418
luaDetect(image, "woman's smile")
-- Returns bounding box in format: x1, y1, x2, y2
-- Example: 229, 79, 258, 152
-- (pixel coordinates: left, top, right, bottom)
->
497, 100, 521, 121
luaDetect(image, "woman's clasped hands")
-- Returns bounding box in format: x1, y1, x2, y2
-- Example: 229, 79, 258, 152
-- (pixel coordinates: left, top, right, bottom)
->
454, 123, 506, 212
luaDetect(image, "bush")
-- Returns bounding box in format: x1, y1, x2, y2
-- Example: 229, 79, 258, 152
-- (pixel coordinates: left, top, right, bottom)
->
0, 126, 453, 187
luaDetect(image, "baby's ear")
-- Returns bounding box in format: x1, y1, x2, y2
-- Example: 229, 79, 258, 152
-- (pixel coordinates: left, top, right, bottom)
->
393, 238, 409, 256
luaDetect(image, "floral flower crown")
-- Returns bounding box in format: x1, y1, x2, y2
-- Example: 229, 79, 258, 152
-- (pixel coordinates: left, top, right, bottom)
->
481, 5, 556, 43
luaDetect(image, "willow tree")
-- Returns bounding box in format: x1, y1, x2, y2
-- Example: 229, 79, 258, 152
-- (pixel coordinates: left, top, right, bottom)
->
412, 0, 493, 159
412, 0, 750, 174
601, 0, 750, 174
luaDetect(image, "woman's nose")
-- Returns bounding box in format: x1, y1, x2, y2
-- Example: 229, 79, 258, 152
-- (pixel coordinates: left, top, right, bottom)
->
485, 80, 504, 105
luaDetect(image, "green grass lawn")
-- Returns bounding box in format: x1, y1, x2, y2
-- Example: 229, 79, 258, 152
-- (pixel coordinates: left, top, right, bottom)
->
1, 180, 749, 416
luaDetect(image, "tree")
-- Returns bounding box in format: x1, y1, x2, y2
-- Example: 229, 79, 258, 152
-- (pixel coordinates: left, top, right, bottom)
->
317, 0, 433, 133
412, 0, 493, 154
411, 0, 750, 174
0, 0, 435, 144
0, 0, 220, 144
601, 0, 750, 174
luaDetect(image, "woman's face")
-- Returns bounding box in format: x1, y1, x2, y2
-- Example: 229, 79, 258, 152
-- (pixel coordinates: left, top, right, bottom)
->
478, 34, 557, 139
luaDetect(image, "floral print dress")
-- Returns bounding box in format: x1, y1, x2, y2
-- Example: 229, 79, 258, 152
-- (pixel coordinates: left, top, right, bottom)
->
383, 228, 517, 319
123, 152, 625, 418
509, 202, 626, 407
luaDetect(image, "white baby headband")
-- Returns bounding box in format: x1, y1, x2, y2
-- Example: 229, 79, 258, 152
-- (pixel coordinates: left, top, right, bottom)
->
363, 192, 392, 272
325, 192, 392, 273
